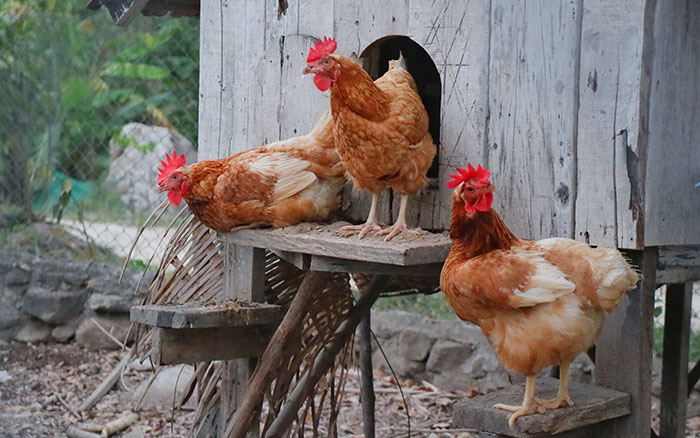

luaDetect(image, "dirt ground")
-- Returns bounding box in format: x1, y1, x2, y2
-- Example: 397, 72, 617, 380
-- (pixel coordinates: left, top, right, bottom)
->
1, 341, 699, 438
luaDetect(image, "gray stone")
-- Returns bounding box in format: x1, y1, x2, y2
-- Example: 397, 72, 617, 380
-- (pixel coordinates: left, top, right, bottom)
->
75, 315, 134, 350
51, 319, 81, 343
14, 319, 52, 343
5, 268, 30, 285
107, 123, 197, 213
132, 365, 194, 409
22, 287, 86, 325
86, 293, 135, 314
426, 340, 472, 373
397, 330, 435, 362
0, 302, 21, 330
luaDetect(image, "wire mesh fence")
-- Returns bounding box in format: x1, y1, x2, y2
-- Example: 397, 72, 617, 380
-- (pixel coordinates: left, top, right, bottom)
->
0, 1, 199, 265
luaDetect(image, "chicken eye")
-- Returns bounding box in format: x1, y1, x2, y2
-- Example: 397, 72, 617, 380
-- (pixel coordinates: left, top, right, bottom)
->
171, 175, 178, 180
323, 59, 330, 65
466, 187, 474, 192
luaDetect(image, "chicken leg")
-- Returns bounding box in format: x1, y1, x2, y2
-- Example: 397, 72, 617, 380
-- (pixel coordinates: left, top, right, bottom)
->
536, 361, 574, 410
376, 193, 423, 242
494, 375, 545, 428
339, 192, 383, 239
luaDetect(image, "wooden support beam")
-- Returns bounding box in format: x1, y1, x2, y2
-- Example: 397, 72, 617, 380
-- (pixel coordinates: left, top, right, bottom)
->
130, 302, 284, 329
657, 246, 700, 283
593, 247, 657, 437
150, 325, 298, 365
264, 275, 390, 438
660, 282, 692, 438
226, 270, 335, 438
358, 306, 375, 438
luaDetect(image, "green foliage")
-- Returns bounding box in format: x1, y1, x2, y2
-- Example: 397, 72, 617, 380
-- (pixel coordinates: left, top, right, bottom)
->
0, 0, 198, 220
375, 292, 457, 320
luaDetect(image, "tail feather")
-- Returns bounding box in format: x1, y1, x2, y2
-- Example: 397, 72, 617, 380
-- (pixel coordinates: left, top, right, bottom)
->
593, 247, 639, 311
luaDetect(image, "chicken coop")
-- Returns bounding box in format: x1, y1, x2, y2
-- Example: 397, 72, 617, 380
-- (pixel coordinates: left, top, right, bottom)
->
88, 0, 700, 436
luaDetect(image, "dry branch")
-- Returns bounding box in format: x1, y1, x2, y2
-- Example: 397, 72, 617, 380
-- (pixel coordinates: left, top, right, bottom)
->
66, 426, 100, 438
80, 354, 131, 412
225, 270, 333, 438
101, 411, 138, 437
264, 274, 389, 438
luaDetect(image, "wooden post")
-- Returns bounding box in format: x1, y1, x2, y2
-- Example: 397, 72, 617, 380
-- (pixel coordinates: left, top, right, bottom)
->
660, 282, 692, 438
218, 244, 266, 438
593, 247, 657, 438
358, 312, 375, 438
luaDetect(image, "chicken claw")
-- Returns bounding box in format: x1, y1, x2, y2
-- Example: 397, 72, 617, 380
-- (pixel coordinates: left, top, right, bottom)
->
376, 222, 424, 242
339, 222, 383, 239
494, 402, 546, 428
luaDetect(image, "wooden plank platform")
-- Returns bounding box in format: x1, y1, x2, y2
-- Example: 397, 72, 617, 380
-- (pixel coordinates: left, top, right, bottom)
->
657, 245, 700, 283
452, 377, 631, 437
220, 222, 451, 267
130, 301, 284, 329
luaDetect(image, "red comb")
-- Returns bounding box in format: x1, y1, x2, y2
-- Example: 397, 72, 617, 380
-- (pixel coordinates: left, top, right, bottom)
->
447, 164, 491, 189
157, 150, 187, 184
307, 36, 337, 63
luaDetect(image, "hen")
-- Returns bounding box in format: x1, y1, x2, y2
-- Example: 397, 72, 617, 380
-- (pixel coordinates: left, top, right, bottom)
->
157, 111, 344, 232
439, 164, 638, 427
303, 37, 436, 241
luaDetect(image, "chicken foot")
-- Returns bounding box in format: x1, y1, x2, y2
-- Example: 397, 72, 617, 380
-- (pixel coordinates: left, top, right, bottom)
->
536, 362, 574, 410
339, 192, 383, 239
376, 193, 424, 242
494, 376, 546, 428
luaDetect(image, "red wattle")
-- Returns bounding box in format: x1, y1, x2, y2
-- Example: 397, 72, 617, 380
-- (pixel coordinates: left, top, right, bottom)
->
314, 74, 333, 91
474, 192, 493, 212
168, 190, 182, 206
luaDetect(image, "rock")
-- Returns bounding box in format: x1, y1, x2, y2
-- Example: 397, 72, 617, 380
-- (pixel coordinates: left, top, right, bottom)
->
0, 370, 11, 383
22, 287, 86, 325
75, 315, 134, 350
132, 365, 194, 409
0, 301, 22, 331
107, 123, 196, 213
426, 340, 472, 373
86, 293, 135, 314
14, 319, 52, 343
398, 330, 435, 362
5, 268, 30, 286
51, 319, 81, 343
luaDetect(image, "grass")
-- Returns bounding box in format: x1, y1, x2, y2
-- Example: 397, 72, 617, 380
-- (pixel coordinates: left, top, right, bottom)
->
374, 292, 457, 320
654, 324, 700, 363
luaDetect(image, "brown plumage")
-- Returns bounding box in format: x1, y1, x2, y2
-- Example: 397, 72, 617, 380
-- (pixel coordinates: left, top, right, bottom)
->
305, 42, 436, 241
439, 166, 638, 427
158, 112, 345, 232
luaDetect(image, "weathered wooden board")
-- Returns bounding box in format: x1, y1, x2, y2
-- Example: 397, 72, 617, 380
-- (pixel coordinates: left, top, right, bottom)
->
220, 222, 451, 266
152, 325, 282, 365
593, 248, 656, 438
130, 302, 284, 329
644, 0, 700, 246
575, 0, 647, 249
452, 377, 631, 437
486, 0, 580, 240
271, 249, 444, 276
657, 245, 700, 284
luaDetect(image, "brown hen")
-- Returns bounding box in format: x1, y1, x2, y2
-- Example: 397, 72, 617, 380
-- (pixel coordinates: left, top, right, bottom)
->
157, 111, 344, 232
303, 37, 436, 241
439, 164, 638, 427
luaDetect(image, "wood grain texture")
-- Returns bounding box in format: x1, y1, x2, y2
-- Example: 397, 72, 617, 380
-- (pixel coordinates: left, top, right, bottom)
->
660, 283, 692, 438
486, 0, 580, 240
593, 248, 656, 438
644, 0, 700, 246
575, 0, 647, 248
152, 326, 283, 365
657, 245, 700, 284
452, 377, 631, 437
220, 222, 450, 266
130, 302, 284, 328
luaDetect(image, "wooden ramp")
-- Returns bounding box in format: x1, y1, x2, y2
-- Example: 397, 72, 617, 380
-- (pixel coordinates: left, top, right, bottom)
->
452, 377, 631, 437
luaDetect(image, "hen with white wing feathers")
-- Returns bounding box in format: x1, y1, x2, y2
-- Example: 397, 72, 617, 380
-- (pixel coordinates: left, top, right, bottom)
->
439, 164, 638, 428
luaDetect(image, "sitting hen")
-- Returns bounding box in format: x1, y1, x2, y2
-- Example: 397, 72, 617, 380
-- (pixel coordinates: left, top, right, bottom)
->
303, 37, 436, 241
157, 111, 344, 232
439, 164, 638, 427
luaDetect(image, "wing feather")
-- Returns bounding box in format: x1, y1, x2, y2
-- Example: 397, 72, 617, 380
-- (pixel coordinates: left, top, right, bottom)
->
249, 153, 318, 203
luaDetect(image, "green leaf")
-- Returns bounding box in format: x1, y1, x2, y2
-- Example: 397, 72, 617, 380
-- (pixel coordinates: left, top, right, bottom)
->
654, 306, 663, 318
101, 62, 169, 80
61, 77, 93, 110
